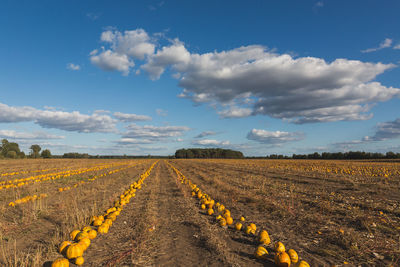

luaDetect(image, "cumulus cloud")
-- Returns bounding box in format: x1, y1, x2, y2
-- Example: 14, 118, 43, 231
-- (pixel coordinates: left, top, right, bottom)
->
0, 102, 117, 133
91, 28, 400, 123
195, 131, 217, 138
67, 63, 81, 71
394, 43, 400, 50
364, 118, 400, 141
191, 139, 230, 147
122, 123, 190, 142
361, 38, 393, 53
90, 50, 134, 75
0, 130, 65, 140
247, 129, 304, 144
113, 112, 152, 122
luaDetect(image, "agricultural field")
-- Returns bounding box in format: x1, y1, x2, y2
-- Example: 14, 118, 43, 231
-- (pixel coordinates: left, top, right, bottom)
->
0, 159, 399, 266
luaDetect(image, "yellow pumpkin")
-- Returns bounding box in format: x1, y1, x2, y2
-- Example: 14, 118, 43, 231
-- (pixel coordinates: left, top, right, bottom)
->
274, 251, 291, 267
69, 230, 80, 240
74, 256, 84, 266
240, 216, 245, 222
82, 226, 92, 232
274, 241, 286, 253
223, 210, 231, 218
235, 222, 243, 231
287, 249, 298, 263
66, 243, 83, 259
245, 226, 252, 234
207, 208, 214, 215
254, 245, 269, 260
98, 224, 109, 234
88, 229, 97, 240
297, 260, 310, 267
216, 215, 222, 220
201, 204, 206, 210
226, 216, 233, 225
79, 237, 91, 251
217, 205, 225, 212
104, 219, 113, 226
97, 215, 105, 221
75, 232, 89, 241
58, 241, 71, 254
259, 230, 271, 245
249, 223, 257, 231
51, 257, 69, 267
92, 219, 103, 227
219, 218, 227, 227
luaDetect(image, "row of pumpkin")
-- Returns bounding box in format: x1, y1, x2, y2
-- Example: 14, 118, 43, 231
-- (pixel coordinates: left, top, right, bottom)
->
167, 162, 310, 267
50, 161, 158, 267
1, 165, 69, 177
0, 162, 131, 190
7, 163, 140, 207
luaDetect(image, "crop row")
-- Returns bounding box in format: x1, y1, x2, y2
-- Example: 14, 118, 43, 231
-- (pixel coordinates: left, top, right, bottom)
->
0, 161, 131, 190
7, 163, 141, 207
1, 166, 69, 177
50, 160, 158, 267
167, 161, 310, 267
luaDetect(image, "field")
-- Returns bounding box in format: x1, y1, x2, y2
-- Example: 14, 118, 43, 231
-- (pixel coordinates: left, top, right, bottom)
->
0, 159, 399, 266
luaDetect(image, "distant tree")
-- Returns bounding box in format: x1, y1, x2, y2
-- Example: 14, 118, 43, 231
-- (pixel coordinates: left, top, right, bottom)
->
18, 151, 26, 158
30, 144, 41, 158
1, 139, 22, 158
41, 149, 52, 158
175, 148, 244, 159
6, 151, 17, 159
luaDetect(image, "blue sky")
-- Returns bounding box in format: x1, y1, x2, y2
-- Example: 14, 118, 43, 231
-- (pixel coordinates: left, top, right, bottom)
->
1, 0, 400, 156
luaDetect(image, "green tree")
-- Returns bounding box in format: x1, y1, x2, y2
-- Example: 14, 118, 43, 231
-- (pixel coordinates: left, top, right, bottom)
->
30, 144, 41, 158
41, 149, 52, 158
6, 151, 17, 158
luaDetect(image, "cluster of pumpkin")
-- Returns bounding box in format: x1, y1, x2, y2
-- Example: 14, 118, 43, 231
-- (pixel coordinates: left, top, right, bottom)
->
0, 162, 130, 191
8, 193, 47, 207
51, 161, 158, 267
167, 162, 310, 267
58, 163, 138, 192
0, 166, 69, 177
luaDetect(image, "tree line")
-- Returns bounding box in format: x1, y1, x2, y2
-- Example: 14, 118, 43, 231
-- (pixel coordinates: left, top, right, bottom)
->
0, 139, 51, 159
261, 151, 400, 160
175, 148, 244, 159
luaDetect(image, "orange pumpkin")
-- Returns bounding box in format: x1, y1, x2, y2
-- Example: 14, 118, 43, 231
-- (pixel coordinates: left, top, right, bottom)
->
287, 249, 298, 263
66, 243, 83, 259
51, 257, 69, 267
274, 252, 291, 267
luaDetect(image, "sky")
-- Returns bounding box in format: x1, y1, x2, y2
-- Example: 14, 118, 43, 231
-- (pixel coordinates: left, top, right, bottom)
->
1, 0, 400, 156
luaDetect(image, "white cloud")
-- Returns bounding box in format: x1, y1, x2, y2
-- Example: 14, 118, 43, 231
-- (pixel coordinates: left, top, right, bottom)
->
0, 130, 65, 140
67, 63, 81, 71
116, 138, 154, 144
192, 139, 230, 147
218, 107, 252, 118
90, 50, 134, 75
315, 1, 324, 7
156, 108, 168, 116
394, 43, 400, 50
247, 129, 304, 144
195, 131, 217, 138
361, 38, 393, 53
113, 112, 152, 122
91, 28, 400, 124
86, 13, 101, 21
0, 102, 117, 133
122, 123, 190, 142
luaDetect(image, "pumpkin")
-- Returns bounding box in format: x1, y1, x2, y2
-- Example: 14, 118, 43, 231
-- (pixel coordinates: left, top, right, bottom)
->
58, 241, 72, 254
297, 261, 310, 267
259, 230, 271, 245
216, 215, 222, 220
219, 218, 227, 227
107, 214, 117, 222
92, 219, 103, 227
79, 237, 91, 251
223, 210, 231, 218
82, 226, 92, 232
235, 222, 243, 231
207, 208, 214, 215
240, 216, 245, 222
69, 230, 81, 240
254, 245, 269, 260
98, 215, 105, 221
287, 249, 298, 263
226, 216, 233, 225
245, 226, 252, 234
74, 256, 84, 266
104, 219, 113, 226
88, 229, 97, 240
66, 243, 83, 259
274, 241, 286, 253
249, 223, 257, 231
274, 252, 291, 267
191, 191, 196, 197
75, 232, 89, 241
51, 257, 69, 267
217, 205, 225, 212
201, 204, 206, 210
98, 224, 109, 234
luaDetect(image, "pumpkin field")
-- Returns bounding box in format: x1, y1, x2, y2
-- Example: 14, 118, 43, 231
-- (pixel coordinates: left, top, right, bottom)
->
0, 159, 399, 266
